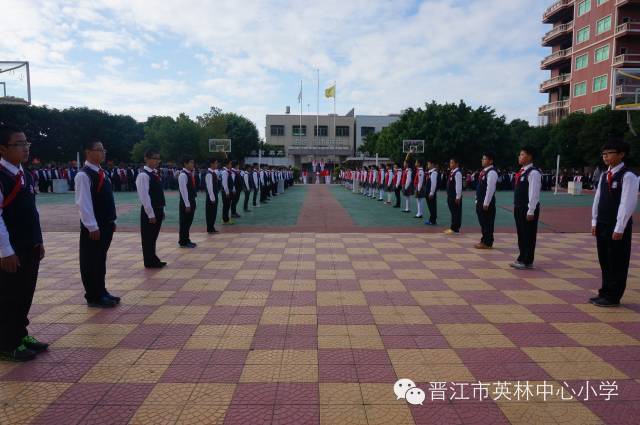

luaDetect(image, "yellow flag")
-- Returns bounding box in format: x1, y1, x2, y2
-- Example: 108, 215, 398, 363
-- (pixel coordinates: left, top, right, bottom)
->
324, 84, 335, 98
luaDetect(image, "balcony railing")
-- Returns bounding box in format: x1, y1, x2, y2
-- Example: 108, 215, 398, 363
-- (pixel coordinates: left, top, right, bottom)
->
542, 22, 573, 45
613, 54, 640, 66
616, 22, 640, 37
539, 100, 570, 115
541, 47, 573, 68
540, 74, 571, 92
616, 0, 640, 6
543, 0, 574, 22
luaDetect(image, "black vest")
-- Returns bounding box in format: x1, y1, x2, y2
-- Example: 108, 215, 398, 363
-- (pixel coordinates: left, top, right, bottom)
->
181, 170, 197, 204
476, 167, 496, 204
0, 166, 42, 250
447, 169, 461, 199
514, 166, 538, 208
597, 167, 634, 226
81, 166, 117, 227
143, 169, 165, 209
206, 170, 219, 202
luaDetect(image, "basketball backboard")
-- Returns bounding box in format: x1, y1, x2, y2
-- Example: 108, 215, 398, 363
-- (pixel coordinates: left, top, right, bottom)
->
402, 139, 425, 154
612, 68, 640, 111
208, 139, 232, 153
0, 61, 31, 105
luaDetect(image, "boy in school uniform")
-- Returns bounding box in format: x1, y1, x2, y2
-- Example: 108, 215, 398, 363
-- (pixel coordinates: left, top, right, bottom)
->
252, 164, 260, 207
0, 124, 48, 361
221, 160, 235, 225
445, 158, 462, 235
424, 160, 438, 225
590, 140, 639, 307
510, 146, 542, 270
401, 161, 413, 213
414, 159, 425, 218
205, 158, 220, 234
475, 153, 498, 249
242, 165, 252, 212
136, 149, 167, 268
393, 164, 402, 208
75, 140, 121, 307
178, 156, 197, 248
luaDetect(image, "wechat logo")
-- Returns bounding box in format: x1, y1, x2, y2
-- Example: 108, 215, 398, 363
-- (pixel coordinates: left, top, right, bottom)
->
394, 378, 426, 405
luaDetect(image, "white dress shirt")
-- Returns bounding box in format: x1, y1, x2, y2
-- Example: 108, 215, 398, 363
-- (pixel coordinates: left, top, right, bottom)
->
451, 168, 462, 199
0, 158, 26, 258
178, 168, 192, 208
243, 171, 250, 189
591, 162, 639, 233
395, 169, 402, 188
404, 169, 412, 190
74, 161, 103, 232
521, 164, 541, 215
136, 166, 156, 219
205, 168, 217, 202
417, 168, 424, 192
483, 166, 498, 207
252, 171, 259, 188
221, 167, 231, 195
428, 169, 438, 196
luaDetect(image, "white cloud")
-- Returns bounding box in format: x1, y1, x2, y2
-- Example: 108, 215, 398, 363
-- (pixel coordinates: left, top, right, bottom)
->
151, 60, 169, 70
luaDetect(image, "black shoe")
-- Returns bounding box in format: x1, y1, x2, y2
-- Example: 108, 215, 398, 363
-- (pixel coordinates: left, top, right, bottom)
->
22, 336, 49, 353
0, 344, 37, 362
145, 262, 167, 269
232, 213, 241, 218
87, 296, 117, 308
588, 296, 600, 304
244, 209, 251, 212
593, 298, 620, 308
105, 292, 121, 303
179, 242, 197, 248
208, 229, 219, 234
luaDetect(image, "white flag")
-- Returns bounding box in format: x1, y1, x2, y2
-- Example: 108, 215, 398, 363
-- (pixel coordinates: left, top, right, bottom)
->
298, 86, 302, 103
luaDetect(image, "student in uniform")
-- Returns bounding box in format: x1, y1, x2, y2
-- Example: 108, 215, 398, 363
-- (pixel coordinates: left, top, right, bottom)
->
510, 146, 542, 269
75, 140, 120, 307
221, 160, 234, 225
231, 161, 242, 218
178, 156, 197, 248
475, 153, 498, 249
424, 160, 438, 225
252, 164, 259, 207
136, 149, 167, 268
0, 124, 48, 361
401, 161, 413, 213
445, 158, 462, 235
242, 165, 252, 212
378, 165, 386, 201
393, 164, 402, 208
205, 158, 220, 234
590, 140, 639, 307
414, 159, 425, 218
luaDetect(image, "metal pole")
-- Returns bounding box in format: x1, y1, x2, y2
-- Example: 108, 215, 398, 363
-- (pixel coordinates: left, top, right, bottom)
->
554, 154, 560, 195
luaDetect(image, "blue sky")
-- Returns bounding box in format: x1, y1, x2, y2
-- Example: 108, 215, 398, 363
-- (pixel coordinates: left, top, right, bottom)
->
3, 0, 550, 138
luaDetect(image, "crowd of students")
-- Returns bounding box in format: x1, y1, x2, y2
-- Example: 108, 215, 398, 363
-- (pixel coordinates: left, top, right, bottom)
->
0, 122, 638, 363
0, 124, 294, 362
339, 141, 638, 304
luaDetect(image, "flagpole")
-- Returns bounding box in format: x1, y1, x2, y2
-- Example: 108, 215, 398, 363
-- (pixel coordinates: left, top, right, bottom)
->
316, 69, 319, 164
333, 81, 336, 154
299, 79, 303, 146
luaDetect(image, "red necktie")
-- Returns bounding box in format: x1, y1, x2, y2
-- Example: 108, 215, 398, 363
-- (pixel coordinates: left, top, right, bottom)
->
515, 168, 525, 182
97, 169, 105, 192
607, 171, 613, 188
2, 171, 24, 209
190, 172, 196, 188
153, 170, 161, 181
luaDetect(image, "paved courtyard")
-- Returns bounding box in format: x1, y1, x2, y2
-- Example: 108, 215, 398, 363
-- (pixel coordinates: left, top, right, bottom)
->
1, 185, 639, 424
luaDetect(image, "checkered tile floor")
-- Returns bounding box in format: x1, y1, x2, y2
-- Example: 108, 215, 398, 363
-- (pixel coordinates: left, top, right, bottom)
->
1, 232, 639, 424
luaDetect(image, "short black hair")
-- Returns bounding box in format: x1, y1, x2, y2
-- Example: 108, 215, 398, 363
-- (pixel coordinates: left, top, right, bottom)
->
181, 155, 194, 165
520, 145, 536, 159
231, 160, 238, 168
209, 158, 218, 166
602, 138, 631, 156
415, 159, 423, 166
144, 148, 160, 159
0, 123, 22, 146
84, 139, 102, 151
450, 157, 459, 164
482, 152, 495, 161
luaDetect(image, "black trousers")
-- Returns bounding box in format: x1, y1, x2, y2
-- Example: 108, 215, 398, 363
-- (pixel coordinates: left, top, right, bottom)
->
514, 205, 539, 265
231, 191, 239, 215
222, 193, 231, 223
206, 197, 218, 232
476, 202, 496, 247
596, 221, 633, 303
0, 245, 40, 351
243, 190, 250, 211
447, 197, 462, 232
80, 223, 114, 302
427, 195, 438, 223
394, 188, 401, 207
252, 188, 258, 206
178, 200, 196, 245
141, 207, 164, 266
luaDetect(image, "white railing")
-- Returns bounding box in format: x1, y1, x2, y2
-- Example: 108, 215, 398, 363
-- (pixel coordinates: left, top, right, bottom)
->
541, 47, 573, 67
539, 100, 570, 114
613, 54, 640, 66
540, 74, 571, 91
543, 0, 574, 21
542, 22, 574, 44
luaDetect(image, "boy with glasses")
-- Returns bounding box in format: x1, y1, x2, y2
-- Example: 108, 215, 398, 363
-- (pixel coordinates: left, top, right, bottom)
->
136, 149, 167, 268
590, 140, 639, 307
0, 124, 47, 361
